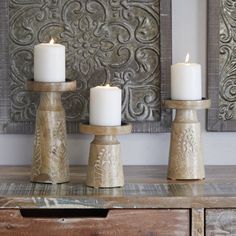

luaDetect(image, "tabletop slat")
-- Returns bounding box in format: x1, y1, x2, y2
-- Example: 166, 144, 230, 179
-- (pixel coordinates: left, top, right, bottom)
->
0, 166, 235, 209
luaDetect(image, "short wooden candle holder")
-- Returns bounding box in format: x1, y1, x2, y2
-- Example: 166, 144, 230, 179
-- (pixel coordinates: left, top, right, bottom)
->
79, 123, 132, 188
163, 99, 211, 180
27, 79, 77, 184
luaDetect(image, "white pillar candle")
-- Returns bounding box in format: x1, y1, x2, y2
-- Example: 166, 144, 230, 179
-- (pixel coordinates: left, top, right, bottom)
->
89, 85, 121, 126
171, 54, 202, 100
34, 39, 65, 82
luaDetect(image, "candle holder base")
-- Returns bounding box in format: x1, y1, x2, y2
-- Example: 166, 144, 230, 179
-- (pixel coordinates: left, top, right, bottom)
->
163, 99, 211, 180
27, 79, 77, 184
80, 123, 132, 188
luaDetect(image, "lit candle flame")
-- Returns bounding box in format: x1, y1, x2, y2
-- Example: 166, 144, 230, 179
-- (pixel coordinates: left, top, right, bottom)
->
49, 38, 54, 44
185, 53, 190, 63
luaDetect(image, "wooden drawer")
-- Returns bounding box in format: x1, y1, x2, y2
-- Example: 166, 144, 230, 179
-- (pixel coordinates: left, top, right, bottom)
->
0, 209, 189, 236
206, 209, 236, 235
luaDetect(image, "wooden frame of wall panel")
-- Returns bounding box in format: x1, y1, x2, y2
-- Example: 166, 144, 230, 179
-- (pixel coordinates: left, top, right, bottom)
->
0, 0, 172, 134
207, 0, 236, 131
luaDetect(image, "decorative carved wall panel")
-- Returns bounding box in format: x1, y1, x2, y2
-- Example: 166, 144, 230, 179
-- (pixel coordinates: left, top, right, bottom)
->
208, 0, 236, 131
0, 0, 171, 134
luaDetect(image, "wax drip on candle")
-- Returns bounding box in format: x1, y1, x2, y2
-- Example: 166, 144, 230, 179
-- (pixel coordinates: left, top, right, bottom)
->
185, 53, 190, 63
49, 38, 54, 44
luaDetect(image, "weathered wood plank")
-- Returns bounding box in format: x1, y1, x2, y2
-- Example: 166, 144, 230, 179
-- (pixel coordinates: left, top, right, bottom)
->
0, 166, 236, 209
191, 209, 204, 236
0, 209, 189, 236
206, 209, 236, 235
1, 165, 236, 184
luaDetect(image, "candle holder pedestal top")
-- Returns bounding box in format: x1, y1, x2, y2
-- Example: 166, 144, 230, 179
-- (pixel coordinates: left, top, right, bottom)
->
27, 79, 76, 92
79, 123, 132, 136
27, 79, 77, 184
80, 123, 132, 188
163, 99, 211, 180
163, 98, 211, 110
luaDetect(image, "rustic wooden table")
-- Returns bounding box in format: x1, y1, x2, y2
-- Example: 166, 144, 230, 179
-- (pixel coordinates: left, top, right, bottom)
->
0, 166, 235, 235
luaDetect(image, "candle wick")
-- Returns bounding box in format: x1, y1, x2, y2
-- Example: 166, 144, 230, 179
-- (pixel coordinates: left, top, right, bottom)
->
49, 38, 54, 44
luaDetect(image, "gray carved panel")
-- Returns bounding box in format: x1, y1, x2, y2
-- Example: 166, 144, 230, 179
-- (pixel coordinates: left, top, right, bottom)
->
0, 0, 172, 134
208, 0, 236, 131
218, 0, 236, 120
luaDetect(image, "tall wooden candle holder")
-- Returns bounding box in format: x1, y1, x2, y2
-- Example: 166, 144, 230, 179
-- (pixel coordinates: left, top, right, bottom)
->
27, 79, 77, 184
163, 99, 211, 180
80, 123, 132, 188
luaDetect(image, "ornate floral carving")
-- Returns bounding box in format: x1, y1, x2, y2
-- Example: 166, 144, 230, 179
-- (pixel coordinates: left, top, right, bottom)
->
9, 0, 161, 126
94, 147, 113, 186
31, 116, 69, 183
219, 0, 236, 120
174, 128, 199, 176
50, 120, 69, 181
31, 125, 42, 179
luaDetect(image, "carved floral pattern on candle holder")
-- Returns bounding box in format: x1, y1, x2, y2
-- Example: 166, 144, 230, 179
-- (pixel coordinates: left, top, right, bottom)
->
94, 147, 113, 186
218, 0, 236, 121
93, 145, 122, 186
31, 125, 42, 180
174, 128, 199, 176
9, 0, 162, 128
31, 117, 69, 183
50, 120, 69, 182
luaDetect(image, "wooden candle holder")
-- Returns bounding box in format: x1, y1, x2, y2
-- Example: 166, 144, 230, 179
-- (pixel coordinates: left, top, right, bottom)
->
27, 79, 77, 184
163, 99, 211, 180
80, 123, 132, 188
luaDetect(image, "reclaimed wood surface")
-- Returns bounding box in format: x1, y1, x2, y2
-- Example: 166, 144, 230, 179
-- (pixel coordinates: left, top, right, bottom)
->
206, 209, 236, 235
0, 209, 189, 236
0, 166, 236, 209
191, 209, 204, 236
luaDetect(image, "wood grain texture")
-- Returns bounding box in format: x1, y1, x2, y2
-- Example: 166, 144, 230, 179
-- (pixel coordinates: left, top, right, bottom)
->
206, 209, 236, 235
163, 100, 211, 180
27, 79, 77, 92
168, 110, 203, 180
86, 135, 124, 188
0, 166, 236, 209
79, 123, 132, 136
191, 209, 204, 236
163, 99, 211, 110
28, 81, 76, 184
80, 123, 132, 188
31, 92, 69, 184
156, 0, 172, 133
207, 0, 221, 131
0, 209, 189, 236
